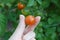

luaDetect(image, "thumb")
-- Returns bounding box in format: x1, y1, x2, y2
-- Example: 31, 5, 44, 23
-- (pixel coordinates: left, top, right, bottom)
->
9, 15, 25, 40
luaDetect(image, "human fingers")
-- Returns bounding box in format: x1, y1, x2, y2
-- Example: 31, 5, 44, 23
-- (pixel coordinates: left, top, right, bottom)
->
30, 38, 36, 40
23, 31, 35, 40
24, 16, 41, 34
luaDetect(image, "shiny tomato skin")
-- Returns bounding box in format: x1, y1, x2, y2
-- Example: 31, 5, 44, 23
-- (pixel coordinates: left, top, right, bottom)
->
18, 3, 24, 10
25, 15, 35, 26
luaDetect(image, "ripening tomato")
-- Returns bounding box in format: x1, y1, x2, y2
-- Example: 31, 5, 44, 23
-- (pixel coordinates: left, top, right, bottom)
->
18, 3, 24, 10
25, 15, 35, 26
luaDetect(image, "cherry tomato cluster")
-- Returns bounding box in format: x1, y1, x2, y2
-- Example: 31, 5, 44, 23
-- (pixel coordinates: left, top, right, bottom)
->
17, 3, 35, 26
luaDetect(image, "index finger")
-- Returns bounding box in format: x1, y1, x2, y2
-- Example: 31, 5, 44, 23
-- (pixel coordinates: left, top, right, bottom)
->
24, 16, 41, 34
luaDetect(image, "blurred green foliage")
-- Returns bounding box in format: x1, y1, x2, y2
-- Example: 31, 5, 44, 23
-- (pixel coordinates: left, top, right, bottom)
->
0, 0, 60, 40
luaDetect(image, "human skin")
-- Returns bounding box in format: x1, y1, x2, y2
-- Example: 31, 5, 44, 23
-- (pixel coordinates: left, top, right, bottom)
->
9, 15, 41, 40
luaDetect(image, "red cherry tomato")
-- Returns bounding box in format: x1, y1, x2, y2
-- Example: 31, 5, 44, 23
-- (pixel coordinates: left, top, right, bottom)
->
25, 15, 35, 26
18, 3, 24, 10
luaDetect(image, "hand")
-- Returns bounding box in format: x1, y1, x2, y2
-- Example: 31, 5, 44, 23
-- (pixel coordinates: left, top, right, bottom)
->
9, 15, 41, 40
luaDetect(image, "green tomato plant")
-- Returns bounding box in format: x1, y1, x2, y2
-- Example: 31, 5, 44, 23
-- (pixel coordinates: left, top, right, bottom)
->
0, 0, 60, 40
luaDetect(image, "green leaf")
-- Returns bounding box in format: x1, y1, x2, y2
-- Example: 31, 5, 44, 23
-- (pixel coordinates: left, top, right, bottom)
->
45, 27, 56, 36
51, 33, 56, 40
40, 0, 51, 9
27, 0, 34, 7
51, 0, 60, 8
8, 12, 17, 23
57, 27, 60, 33
36, 33, 44, 40
0, 14, 7, 37
3, 31, 12, 40
48, 18, 54, 24
36, 0, 42, 4
0, 0, 15, 4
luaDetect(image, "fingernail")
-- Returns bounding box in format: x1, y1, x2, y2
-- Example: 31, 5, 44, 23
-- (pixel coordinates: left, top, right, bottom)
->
20, 15, 25, 19
36, 16, 41, 20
